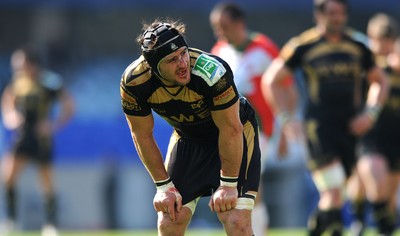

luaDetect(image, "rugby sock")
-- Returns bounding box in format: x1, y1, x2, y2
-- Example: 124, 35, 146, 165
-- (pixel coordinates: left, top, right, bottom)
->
251, 202, 268, 236
45, 193, 57, 226
350, 199, 366, 223
372, 201, 396, 235
6, 186, 16, 221
349, 200, 366, 236
308, 209, 343, 236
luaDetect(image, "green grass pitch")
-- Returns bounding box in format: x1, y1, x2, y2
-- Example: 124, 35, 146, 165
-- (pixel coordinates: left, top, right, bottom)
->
4, 228, 400, 236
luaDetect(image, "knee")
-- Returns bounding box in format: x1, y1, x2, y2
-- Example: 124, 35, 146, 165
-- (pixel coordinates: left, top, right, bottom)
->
157, 210, 191, 235
217, 210, 251, 230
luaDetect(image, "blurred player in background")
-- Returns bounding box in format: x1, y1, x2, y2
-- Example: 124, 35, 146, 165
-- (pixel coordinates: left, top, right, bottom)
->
347, 13, 400, 236
1, 46, 74, 236
209, 2, 299, 235
262, 0, 388, 235
120, 19, 261, 236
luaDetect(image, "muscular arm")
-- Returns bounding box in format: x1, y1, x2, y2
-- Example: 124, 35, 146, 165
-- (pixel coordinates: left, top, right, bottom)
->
350, 66, 389, 136
365, 66, 388, 107
125, 114, 169, 182
262, 58, 298, 115
54, 90, 75, 131
1, 85, 23, 130
211, 100, 243, 178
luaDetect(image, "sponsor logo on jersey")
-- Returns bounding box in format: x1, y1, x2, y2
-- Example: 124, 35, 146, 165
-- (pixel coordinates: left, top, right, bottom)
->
213, 86, 235, 106
192, 54, 226, 86
120, 87, 141, 111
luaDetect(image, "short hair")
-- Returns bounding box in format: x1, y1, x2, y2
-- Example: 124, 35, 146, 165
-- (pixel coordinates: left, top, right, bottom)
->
13, 46, 42, 66
211, 1, 246, 22
314, 0, 347, 13
367, 13, 399, 39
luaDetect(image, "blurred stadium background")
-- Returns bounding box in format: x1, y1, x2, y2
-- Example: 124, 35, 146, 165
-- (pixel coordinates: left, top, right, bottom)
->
0, 0, 399, 234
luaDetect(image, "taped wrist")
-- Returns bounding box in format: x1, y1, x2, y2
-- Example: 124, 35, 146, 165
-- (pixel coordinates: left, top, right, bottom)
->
220, 175, 239, 188
276, 111, 292, 127
155, 178, 175, 193
364, 104, 382, 122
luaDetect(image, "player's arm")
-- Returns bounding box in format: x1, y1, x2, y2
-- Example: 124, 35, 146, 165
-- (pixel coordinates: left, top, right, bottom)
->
262, 58, 298, 118
125, 113, 182, 221
350, 66, 389, 135
211, 99, 243, 178
365, 66, 388, 111
209, 100, 242, 212
53, 89, 75, 131
262, 58, 302, 156
1, 85, 23, 130
125, 113, 168, 182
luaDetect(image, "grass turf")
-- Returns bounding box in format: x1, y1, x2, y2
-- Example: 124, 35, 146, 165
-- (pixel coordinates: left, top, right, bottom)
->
4, 228, 400, 236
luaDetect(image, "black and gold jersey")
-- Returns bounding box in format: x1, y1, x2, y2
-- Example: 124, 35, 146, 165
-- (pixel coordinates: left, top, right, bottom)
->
280, 27, 375, 120
11, 70, 63, 128
120, 48, 253, 139
380, 67, 400, 127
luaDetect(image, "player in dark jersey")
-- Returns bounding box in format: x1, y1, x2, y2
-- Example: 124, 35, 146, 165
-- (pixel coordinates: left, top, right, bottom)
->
209, 2, 300, 235
120, 19, 261, 236
347, 13, 400, 236
1, 47, 74, 236
262, 0, 388, 235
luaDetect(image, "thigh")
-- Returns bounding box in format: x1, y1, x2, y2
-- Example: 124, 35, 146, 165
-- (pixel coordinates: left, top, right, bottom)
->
306, 119, 356, 176
166, 134, 220, 205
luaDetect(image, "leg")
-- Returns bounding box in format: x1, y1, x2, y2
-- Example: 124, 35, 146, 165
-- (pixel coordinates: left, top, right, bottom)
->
346, 170, 367, 236
252, 185, 268, 236
218, 209, 253, 236
38, 164, 57, 226
357, 153, 395, 235
309, 161, 346, 236
1, 152, 27, 223
387, 173, 400, 214
157, 206, 192, 236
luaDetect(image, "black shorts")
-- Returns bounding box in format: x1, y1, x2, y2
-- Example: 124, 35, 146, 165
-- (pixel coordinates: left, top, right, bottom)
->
12, 129, 53, 165
305, 118, 357, 177
165, 119, 261, 205
358, 123, 400, 172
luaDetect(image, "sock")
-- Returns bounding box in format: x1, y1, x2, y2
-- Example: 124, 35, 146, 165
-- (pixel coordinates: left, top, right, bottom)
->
372, 201, 396, 235
350, 200, 366, 224
5, 186, 16, 222
308, 208, 343, 236
252, 202, 268, 236
44, 193, 57, 226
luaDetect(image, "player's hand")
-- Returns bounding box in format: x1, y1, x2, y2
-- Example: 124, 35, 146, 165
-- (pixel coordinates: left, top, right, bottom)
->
36, 120, 54, 137
279, 120, 304, 159
208, 185, 238, 212
350, 113, 374, 136
153, 181, 182, 222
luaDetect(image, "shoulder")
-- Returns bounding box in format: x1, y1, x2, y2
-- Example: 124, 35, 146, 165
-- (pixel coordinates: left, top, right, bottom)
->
189, 48, 231, 87
345, 27, 369, 46
280, 27, 321, 60
247, 32, 279, 56
121, 56, 152, 87
210, 40, 230, 54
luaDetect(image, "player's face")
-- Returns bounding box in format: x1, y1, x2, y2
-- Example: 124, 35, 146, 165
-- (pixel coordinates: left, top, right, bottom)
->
369, 36, 396, 56
317, 0, 347, 34
158, 47, 191, 86
210, 12, 238, 44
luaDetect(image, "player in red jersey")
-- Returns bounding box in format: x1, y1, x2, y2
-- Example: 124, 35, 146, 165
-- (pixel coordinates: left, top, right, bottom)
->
210, 2, 300, 235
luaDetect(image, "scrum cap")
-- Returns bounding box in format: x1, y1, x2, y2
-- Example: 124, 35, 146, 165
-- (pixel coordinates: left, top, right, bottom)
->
141, 23, 187, 73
